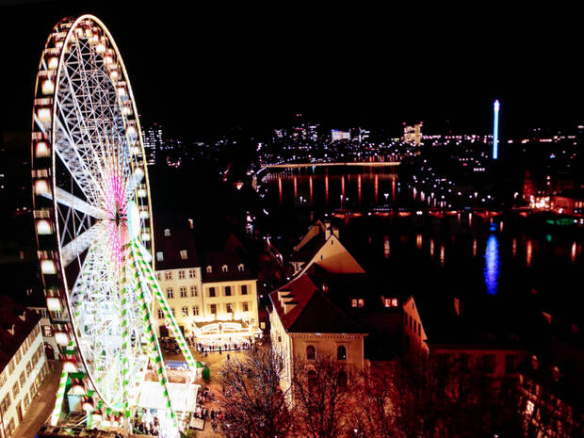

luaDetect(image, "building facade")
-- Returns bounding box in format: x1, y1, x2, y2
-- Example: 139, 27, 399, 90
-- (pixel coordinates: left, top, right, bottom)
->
151, 226, 260, 345
269, 275, 367, 390
1, 298, 50, 438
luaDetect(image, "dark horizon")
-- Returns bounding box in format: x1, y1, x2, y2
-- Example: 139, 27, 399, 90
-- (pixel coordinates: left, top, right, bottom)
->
3, 2, 584, 139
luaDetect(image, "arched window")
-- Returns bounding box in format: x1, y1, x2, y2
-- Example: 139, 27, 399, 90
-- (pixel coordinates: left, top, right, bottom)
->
306, 345, 316, 360
337, 345, 347, 361
164, 228, 171, 236
222, 264, 228, 273
206, 265, 212, 274
338, 370, 348, 389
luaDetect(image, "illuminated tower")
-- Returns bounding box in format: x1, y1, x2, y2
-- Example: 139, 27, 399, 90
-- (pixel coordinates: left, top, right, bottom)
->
493, 100, 500, 160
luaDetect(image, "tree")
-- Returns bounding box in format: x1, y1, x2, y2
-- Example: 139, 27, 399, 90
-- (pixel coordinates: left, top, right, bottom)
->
348, 363, 399, 438
292, 354, 354, 438
217, 343, 295, 438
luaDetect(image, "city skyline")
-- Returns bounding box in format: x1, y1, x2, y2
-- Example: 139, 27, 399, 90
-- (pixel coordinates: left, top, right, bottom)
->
2, 2, 584, 138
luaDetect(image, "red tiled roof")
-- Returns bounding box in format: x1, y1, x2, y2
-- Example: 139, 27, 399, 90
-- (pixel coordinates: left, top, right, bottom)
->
0, 295, 41, 373
269, 274, 365, 334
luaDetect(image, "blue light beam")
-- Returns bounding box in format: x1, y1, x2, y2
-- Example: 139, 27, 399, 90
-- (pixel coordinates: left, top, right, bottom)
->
493, 100, 500, 160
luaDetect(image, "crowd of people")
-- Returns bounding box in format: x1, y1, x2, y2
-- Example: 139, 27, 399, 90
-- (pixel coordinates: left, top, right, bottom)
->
131, 408, 160, 436
190, 338, 252, 356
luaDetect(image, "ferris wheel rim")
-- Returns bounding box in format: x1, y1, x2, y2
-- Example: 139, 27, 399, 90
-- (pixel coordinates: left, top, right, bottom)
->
31, 14, 155, 411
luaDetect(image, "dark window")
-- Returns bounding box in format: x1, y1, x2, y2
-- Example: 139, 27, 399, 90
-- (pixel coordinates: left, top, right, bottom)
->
337, 345, 347, 361
306, 345, 316, 360
483, 354, 496, 373
225, 286, 232, 296
241, 285, 248, 295
505, 354, 519, 373
209, 287, 216, 297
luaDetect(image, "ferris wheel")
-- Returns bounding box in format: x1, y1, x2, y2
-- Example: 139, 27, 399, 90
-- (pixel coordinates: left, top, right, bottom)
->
31, 15, 196, 434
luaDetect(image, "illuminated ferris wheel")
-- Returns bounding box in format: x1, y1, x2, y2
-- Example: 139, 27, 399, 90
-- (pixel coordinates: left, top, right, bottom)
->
31, 15, 196, 434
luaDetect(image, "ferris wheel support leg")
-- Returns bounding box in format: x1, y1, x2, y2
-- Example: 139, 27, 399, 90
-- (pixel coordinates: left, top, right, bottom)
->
130, 242, 199, 371
50, 368, 70, 426
125, 250, 178, 432
120, 267, 132, 427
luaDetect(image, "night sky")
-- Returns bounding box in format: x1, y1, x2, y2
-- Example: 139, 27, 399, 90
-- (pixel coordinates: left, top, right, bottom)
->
2, 2, 584, 138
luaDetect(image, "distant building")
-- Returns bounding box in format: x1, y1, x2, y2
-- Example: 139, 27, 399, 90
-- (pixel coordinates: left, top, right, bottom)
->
152, 225, 260, 347
268, 274, 367, 390
551, 189, 584, 215
403, 123, 423, 146
331, 129, 351, 142
289, 220, 365, 276
142, 123, 163, 166
0, 296, 50, 437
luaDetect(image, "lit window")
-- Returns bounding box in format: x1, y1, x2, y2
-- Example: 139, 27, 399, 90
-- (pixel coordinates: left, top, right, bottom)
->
178, 270, 185, 279
42, 325, 52, 337
156, 252, 164, 262
383, 298, 399, 308
526, 400, 534, 415
180, 250, 188, 260
222, 265, 228, 273
206, 266, 212, 274
166, 288, 174, 299
190, 286, 198, 297
182, 307, 188, 317
351, 298, 365, 308
238, 263, 244, 272
180, 287, 187, 298
164, 228, 171, 236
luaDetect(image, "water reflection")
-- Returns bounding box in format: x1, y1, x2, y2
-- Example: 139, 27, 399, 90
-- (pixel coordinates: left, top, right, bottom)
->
526, 239, 533, 267
484, 234, 500, 295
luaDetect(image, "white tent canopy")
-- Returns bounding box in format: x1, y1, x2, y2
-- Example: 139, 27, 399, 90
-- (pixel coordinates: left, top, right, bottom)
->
138, 382, 199, 413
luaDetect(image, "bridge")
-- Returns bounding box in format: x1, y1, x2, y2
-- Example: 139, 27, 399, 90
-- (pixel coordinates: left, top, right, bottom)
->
263, 161, 400, 170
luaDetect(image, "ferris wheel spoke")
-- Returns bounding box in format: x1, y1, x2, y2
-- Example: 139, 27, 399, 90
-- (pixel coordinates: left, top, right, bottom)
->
44, 187, 109, 220
55, 86, 108, 206
60, 220, 107, 267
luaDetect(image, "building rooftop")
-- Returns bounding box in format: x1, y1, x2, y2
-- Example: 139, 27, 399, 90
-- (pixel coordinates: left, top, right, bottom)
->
269, 274, 366, 334
201, 233, 256, 283
154, 225, 200, 271
0, 295, 41, 373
